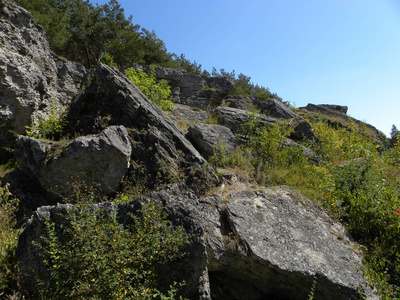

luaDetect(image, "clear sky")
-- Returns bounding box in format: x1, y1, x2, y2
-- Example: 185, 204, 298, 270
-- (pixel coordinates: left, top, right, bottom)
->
96, 0, 400, 137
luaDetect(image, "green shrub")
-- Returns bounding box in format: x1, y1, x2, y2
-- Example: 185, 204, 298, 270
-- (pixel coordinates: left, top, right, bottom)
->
0, 182, 20, 296
34, 199, 189, 299
25, 100, 66, 140
124, 67, 174, 111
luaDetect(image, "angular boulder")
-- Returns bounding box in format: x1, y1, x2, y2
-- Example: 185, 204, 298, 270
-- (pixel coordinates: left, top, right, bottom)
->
16, 182, 378, 299
15, 125, 132, 202
66, 64, 216, 192
186, 123, 237, 159
214, 107, 277, 132
67, 63, 204, 163
254, 98, 297, 119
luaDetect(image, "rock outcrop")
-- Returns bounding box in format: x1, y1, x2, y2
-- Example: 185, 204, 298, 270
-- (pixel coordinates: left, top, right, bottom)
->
0, 2, 87, 161
254, 98, 298, 119
300, 103, 382, 141
214, 106, 317, 144
16, 182, 378, 299
186, 123, 237, 159
123, 64, 234, 107
15, 125, 131, 202
214, 107, 277, 132
66, 64, 217, 191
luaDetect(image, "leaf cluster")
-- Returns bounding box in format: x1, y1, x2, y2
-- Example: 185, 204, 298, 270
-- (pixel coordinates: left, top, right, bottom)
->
25, 100, 67, 140
124, 67, 174, 111
0, 182, 20, 296
34, 200, 189, 299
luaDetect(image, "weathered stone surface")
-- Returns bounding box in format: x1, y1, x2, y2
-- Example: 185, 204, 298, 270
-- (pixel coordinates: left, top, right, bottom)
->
168, 103, 208, 130
67, 63, 205, 163
214, 107, 277, 132
222, 97, 255, 111
66, 64, 216, 191
0, 2, 87, 161
254, 98, 298, 119
303, 104, 348, 115
16, 182, 377, 299
186, 123, 237, 159
15, 126, 131, 202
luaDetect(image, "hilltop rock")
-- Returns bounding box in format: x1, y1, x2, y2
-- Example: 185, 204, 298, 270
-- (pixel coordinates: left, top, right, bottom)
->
0, 1, 87, 161
15, 125, 131, 202
123, 64, 234, 107
186, 123, 237, 159
214, 106, 316, 143
214, 107, 277, 132
300, 103, 382, 141
16, 183, 377, 299
254, 98, 297, 119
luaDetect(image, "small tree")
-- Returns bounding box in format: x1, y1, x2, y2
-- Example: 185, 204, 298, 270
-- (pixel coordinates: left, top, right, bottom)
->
124, 67, 173, 111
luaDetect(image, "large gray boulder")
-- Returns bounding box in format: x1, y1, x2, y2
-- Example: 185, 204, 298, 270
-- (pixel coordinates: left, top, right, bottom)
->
66, 64, 217, 192
67, 63, 204, 163
16, 182, 378, 299
254, 98, 298, 119
214, 107, 277, 132
15, 125, 131, 202
0, 1, 87, 161
186, 123, 237, 159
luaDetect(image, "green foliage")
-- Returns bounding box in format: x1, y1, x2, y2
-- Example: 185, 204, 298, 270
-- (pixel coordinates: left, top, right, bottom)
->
0, 182, 20, 296
124, 67, 174, 111
100, 51, 118, 68
168, 53, 202, 75
35, 199, 189, 299
19, 0, 172, 68
211, 68, 274, 101
25, 100, 66, 140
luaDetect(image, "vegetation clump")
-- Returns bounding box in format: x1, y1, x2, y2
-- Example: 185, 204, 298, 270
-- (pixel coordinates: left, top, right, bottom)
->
33, 198, 189, 299
124, 67, 174, 111
25, 100, 67, 140
0, 182, 20, 297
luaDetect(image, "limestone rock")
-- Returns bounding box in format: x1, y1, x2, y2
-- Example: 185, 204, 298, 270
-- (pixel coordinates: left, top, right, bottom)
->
214, 107, 277, 132
16, 182, 378, 299
168, 103, 208, 131
255, 98, 297, 119
15, 125, 131, 202
186, 123, 237, 159
0, 1, 87, 161
67, 64, 204, 162
66, 64, 217, 192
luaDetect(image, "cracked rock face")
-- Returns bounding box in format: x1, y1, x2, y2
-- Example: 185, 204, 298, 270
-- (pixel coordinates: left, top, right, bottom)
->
0, 2, 87, 161
15, 125, 132, 202
16, 183, 378, 300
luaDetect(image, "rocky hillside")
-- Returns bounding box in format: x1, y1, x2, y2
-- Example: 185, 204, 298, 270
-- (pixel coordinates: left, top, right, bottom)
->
0, 2, 392, 299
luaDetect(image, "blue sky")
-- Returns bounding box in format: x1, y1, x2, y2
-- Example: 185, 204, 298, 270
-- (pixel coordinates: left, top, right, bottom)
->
96, 0, 400, 136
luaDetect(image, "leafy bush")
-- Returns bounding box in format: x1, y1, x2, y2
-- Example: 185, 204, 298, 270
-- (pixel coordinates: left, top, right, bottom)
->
0, 182, 20, 296
25, 100, 66, 140
124, 67, 173, 111
34, 199, 189, 299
